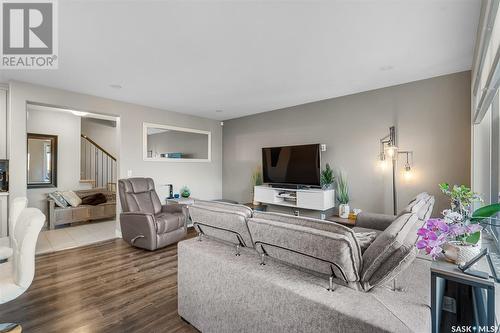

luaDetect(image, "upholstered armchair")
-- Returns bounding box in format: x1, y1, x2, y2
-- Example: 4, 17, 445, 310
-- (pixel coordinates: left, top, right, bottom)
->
118, 178, 188, 250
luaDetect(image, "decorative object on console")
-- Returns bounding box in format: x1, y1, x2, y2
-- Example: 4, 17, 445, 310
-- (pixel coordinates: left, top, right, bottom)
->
416, 183, 500, 265
251, 166, 263, 205
165, 184, 174, 199
180, 186, 191, 198
378, 126, 414, 215
320, 163, 335, 190
336, 171, 350, 218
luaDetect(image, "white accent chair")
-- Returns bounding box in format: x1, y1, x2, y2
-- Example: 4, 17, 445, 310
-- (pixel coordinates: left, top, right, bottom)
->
0, 207, 45, 332
0, 198, 28, 263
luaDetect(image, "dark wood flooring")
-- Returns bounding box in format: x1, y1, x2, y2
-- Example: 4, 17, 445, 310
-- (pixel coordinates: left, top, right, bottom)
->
0, 231, 198, 333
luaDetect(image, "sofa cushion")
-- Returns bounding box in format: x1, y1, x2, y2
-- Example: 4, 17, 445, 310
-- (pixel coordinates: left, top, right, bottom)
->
361, 213, 419, 290
253, 212, 359, 238
418, 196, 435, 221
248, 217, 362, 283
252, 211, 363, 271
156, 212, 184, 233
60, 191, 82, 208
397, 198, 425, 218
397, 192, 433, 219
189, 204, 253, 247
48, 191, 69, 208
355, 231, 378, 253
193, 199, 253, 218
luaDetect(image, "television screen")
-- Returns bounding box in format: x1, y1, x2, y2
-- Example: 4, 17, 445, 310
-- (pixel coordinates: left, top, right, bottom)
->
262, 144, 321, 187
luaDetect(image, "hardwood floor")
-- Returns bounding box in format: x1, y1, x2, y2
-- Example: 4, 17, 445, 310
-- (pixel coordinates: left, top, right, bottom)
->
0, 231, 198, 333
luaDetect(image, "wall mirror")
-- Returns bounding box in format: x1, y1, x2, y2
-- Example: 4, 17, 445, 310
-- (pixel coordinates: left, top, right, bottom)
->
27, 133, 58, 188
143, 123, 211, 162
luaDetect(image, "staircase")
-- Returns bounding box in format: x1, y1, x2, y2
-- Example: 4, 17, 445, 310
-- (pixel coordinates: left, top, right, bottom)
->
80, 135, 117, 192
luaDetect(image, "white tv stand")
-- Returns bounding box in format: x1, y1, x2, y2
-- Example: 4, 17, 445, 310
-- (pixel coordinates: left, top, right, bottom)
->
254, 185, 335, 211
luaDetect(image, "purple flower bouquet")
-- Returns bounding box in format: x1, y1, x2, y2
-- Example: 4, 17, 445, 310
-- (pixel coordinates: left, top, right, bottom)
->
416, 218, 482, 259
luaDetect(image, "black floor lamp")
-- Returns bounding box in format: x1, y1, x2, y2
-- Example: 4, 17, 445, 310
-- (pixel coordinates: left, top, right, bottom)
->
379, 126, 414, 215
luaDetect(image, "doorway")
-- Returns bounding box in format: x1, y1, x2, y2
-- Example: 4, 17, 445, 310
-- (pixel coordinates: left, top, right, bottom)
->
26, 102, 120, 253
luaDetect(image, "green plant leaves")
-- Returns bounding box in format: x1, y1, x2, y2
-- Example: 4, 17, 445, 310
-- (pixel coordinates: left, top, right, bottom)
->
336, 171, 349, 204
471, 203, 500, 222
251, 166, 263, 186
465, 231, 481, 245
321, 163, 335, 187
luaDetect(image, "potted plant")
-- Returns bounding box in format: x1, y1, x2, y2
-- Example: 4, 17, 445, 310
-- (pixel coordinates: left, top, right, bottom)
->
251, 166, 263, 205
417, 183, 500, 265
320, 163, 335, 190
336, 172, 350, 218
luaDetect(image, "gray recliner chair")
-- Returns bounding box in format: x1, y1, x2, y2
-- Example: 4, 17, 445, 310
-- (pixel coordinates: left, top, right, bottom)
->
118, 178, 187, 250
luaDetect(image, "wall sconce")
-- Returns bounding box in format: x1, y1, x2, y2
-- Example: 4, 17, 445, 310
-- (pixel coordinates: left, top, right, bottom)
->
378, 126, 413, 215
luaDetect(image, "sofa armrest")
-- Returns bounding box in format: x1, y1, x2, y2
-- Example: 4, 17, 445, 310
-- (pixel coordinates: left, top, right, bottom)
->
120, 212, 157, 250
355, 212, 396, 231
0, 246, 13, 263
162, 204, 189, 227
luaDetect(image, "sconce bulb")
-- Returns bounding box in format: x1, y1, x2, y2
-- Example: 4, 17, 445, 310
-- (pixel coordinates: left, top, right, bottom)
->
379, 159, 388, 171
403, 164, 412, 181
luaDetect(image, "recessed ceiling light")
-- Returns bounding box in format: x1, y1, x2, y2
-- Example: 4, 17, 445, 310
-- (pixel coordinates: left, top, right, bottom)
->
379, 66, 394, 71
215, 110, 223, 113
109, 84, 122, 89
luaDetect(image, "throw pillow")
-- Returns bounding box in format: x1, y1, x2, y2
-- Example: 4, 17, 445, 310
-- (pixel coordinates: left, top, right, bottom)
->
60, 191, 82, 208
48, 191, 69, 208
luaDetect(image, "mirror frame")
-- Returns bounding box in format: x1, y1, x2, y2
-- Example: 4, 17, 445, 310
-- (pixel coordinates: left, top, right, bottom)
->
27, 133, 58, 189
143, 122, 212, 162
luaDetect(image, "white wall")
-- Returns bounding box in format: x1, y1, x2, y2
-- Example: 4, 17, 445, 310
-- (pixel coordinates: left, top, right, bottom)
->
8, 81, 223, 232
81, 118, 118, 158
26, 109, 84, 217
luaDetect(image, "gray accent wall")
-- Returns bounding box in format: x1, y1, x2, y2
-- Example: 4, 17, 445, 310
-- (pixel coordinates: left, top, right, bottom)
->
222, 71, 471, 216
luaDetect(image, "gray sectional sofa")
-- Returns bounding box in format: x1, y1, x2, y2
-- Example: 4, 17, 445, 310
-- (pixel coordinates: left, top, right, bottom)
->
178, 193, 435, 332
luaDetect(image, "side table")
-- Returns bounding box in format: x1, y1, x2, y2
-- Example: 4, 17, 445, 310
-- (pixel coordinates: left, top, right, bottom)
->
431, 259, 496, 333
166, 197, 196, 228
326, 215, 356, 227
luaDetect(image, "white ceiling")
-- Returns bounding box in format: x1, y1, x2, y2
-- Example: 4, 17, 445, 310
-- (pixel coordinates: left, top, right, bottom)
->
1, 0, 480, 120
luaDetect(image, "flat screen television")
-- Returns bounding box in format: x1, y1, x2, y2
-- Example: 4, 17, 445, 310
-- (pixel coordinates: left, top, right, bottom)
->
262, 144, 321, 187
